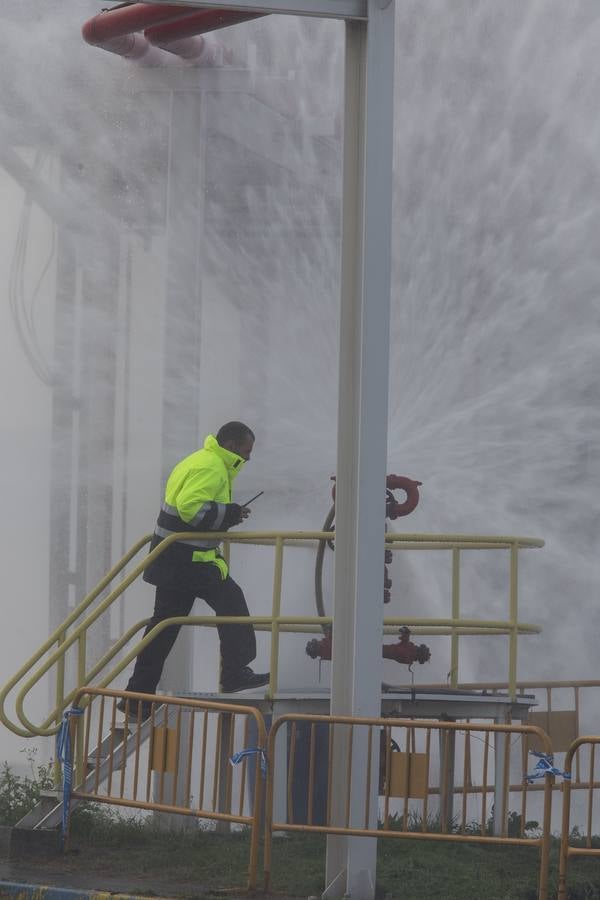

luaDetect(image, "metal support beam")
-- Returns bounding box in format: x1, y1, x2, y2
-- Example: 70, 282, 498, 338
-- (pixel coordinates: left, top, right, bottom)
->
0, 145, 89, 233
140, 0, 368, 20
326, 1, 396, 897
48, 224, 77, 633
78, 224, 121, 665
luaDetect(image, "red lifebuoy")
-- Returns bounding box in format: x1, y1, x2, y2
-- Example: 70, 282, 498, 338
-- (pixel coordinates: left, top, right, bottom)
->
385, 475, 422, 518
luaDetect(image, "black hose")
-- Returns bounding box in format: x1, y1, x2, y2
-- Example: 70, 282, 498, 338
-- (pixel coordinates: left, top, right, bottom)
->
314, 504, 335, 630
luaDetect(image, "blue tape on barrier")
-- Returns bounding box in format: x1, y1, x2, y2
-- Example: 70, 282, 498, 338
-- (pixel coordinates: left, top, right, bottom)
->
230, 747, 267, 778
524, 750, 571, 784
56, 706, 84, 847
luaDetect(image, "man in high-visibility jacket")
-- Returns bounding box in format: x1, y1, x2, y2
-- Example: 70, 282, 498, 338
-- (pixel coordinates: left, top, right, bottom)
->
118, 421, 268, 717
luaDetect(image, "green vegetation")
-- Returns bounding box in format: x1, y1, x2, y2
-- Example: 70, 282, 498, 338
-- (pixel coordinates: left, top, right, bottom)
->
0, 748, 54, 825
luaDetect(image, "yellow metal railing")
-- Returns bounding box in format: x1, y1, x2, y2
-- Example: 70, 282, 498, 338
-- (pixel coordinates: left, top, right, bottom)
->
263, 713, 554, 900
65, 687, 267, 891
0, 531, 543, 738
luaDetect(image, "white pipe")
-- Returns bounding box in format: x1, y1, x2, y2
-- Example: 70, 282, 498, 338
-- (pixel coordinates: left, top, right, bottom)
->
97, 33, 178, 67
150, 34, 232, 66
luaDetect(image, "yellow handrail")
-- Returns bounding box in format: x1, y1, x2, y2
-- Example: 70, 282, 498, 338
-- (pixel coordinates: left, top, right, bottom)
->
0, 534, 153, 737
10, 530, 245, 735
0, 530, 544, 737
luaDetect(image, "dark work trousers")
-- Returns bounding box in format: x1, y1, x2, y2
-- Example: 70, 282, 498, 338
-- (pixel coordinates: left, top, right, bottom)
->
125, 569, 256, 695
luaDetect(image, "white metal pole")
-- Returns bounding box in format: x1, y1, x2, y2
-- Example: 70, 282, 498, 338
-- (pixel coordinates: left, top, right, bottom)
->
326, 1, 396, 897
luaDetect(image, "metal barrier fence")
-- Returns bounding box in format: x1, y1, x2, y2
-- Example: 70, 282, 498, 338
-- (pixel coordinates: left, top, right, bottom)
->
67, 687, 268, 891
402, 680, 600, 820
263, 713, 554, 900
54, 691, 600, 898
558, 735, 600, 899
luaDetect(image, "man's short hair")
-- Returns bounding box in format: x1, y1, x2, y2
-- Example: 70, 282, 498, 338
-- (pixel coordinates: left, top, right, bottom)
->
216, 421, 255, 445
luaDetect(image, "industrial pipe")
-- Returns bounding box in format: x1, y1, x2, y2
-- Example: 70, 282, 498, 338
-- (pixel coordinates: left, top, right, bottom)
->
82, 4, 198, 45
143, 33, 230, 65
82, 32, 169, 65
82, 4, 268, 65
144, 9, 267, 64
144, 8, 267, 43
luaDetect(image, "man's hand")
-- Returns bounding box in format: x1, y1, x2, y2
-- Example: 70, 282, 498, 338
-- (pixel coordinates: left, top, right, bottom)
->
223, 503, 251, 527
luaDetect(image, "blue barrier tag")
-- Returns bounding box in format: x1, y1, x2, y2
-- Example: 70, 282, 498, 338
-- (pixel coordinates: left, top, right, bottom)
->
230, 747, 268, 778
524, 750, 571, 784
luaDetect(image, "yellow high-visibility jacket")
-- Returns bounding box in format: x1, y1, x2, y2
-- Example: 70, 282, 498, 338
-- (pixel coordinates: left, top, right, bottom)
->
146, 434, 246, 582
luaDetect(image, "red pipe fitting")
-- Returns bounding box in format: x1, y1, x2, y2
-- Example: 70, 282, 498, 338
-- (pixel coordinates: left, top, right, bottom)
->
306, 627, 431, 666
306, 631, 332, 660
382, 626, 431, 665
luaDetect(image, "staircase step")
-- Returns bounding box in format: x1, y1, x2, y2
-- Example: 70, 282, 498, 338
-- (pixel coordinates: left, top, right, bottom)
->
39, 789, 62, 800
15, 793, 63, 829
90, 728, 126, 756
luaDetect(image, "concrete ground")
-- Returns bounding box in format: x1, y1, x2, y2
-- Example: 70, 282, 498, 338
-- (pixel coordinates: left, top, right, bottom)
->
0, 857, 189, 898
0, 857, 303, 900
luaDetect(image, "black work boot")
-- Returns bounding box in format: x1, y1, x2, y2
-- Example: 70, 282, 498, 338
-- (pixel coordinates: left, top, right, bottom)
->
220, 667, 270, 693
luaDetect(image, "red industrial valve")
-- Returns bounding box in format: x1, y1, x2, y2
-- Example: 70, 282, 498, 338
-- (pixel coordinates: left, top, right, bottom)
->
382, 626, 431, 665
306, 626, 430, 667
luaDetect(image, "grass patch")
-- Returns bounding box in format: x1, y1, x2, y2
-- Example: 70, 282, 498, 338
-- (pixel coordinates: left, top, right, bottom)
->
65, 808, 600, 899
69, 806, 256, 890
